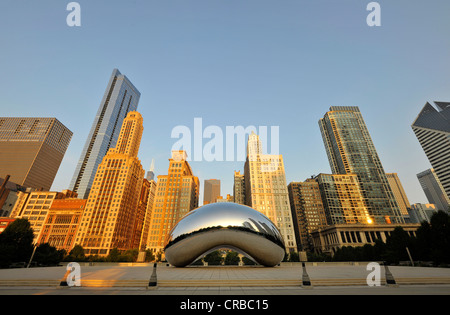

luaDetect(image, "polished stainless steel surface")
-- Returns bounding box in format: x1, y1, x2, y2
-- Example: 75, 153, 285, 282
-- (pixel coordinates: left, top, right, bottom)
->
164, 203, 286, 267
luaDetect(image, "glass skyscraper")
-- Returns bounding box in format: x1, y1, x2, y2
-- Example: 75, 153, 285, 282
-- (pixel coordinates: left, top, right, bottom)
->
69, 69, 141, 199
412, 102, 450, 203
319, 106, 403, 224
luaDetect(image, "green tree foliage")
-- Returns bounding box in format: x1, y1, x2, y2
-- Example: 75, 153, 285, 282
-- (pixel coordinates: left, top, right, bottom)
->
65, 244, 86, 262
330, 211, 450, 265
203, 250, 223, 265
242, 256, 257, 265
0, 219, 34, 268
224, 251, 240, 265
34, 243, 64, 266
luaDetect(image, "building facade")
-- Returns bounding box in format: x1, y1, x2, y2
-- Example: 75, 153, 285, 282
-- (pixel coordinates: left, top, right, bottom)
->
75, 111, 145, 256
319, 106, 403, 224
37, 198, 87, 252
233, 171, 245, 205
311, 223, 421, 256
147, 151, 199, 256
244, 132, 297, 253
386, 173, 411, 216
417, 168, 450, 212
10, 190, 78, 243
203, 179, 220, 205
70, 69, 141, 199
412, 102, 450, 202
316, 173, 371, 225
139, 178, 157, 251
0, 117, 72, 191
288, 179, 328, 252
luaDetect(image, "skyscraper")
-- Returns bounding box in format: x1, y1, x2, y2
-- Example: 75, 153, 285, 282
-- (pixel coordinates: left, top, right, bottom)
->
412, 102, 450, 201
319, 106, 403, 224
70, 69, 141, 199
203, 179, 220, 205
244, 132, 297, 253
75, 111, 145, 256
288, 179, 328, 251
417, 168, 450, 212
386, 173, 411, 216
0, 117, 72, 191
233, 171, 245, 205
147, 151, 199, 256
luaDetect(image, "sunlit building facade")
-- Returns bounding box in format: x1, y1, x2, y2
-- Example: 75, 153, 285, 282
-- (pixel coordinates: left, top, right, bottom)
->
75, 111, 145, 256
10, 190, 78, 243
386, 173, 411, 216
37, 198, 87, 252
319, 106, 403, 224
70, 69, 141, 199
244, 132, 297, 253
147, 151, 199, 256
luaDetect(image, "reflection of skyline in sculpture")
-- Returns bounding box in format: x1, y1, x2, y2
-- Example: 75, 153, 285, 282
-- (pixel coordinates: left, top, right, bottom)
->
164, 203, 286, 267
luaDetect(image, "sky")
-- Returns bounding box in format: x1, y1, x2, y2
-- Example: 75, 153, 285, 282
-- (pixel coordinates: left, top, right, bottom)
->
0, 0, 449, 205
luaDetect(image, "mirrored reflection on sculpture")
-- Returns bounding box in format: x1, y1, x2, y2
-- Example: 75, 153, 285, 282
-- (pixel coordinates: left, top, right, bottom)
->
164, 203, 286, 267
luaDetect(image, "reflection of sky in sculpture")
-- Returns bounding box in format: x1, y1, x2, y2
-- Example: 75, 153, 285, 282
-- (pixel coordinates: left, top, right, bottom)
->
164, 203, 285, 250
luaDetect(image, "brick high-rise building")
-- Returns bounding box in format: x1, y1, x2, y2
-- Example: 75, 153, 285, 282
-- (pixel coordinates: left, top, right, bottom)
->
75, 111, 145, 256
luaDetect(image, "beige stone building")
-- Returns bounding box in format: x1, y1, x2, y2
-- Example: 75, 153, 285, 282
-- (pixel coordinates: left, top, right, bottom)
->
147, 151, 199, 256
244, 132, 297, 253
74, 111, 145, 256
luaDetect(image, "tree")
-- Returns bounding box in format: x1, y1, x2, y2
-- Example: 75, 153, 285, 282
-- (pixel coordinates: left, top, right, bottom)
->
203, 250, 223, 265
65, 244, 86, 262
0, 219, 34, 268
429, 211, 450, 264
224, 251, 240, 265
34, 243, 64, 266
384, 226, 412, 264
107, 248, 121, 262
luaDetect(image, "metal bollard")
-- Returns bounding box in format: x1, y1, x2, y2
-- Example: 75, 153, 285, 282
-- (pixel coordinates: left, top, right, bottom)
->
301, 262, 312, 288
148, 263, 158, 288
383, 262, 398, 287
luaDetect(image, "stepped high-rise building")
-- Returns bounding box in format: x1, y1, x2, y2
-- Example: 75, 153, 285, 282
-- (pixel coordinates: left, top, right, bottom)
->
319, 106, 403, 224
244, 132, 297, 253
70, 69, 141, 199
412, 102, 450, 202
147, 151, 199, 255
74, 111, 145, 256
203, 179, 220, 205
0, 117, 72, 191
417, 168, 450, 212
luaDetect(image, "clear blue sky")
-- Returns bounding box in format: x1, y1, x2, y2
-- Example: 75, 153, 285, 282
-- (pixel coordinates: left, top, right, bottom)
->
1, 0, 449, 205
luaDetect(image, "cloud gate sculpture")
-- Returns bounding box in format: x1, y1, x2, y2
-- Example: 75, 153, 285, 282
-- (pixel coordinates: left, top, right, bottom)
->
164, 203, 286, 267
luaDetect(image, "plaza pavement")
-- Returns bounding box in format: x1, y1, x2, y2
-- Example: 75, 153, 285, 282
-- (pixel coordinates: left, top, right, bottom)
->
1, 262, 450, 295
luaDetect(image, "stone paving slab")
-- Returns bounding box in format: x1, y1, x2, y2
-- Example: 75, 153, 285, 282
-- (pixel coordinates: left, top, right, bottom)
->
0, 263, 450, 288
